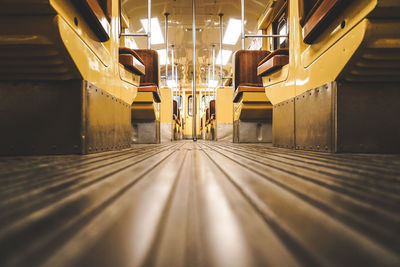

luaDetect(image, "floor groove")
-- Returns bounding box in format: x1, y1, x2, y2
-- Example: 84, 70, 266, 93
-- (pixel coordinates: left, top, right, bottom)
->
0, 141, 399, 267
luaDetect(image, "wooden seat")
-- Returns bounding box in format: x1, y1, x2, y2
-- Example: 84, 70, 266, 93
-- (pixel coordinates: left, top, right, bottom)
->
233, 84, 266, 103
233, 50, 270, 103
173, 100, 181, 125
301, 0, 352, 44
257, 48, 289, 76
71, 0, 111, 42
173, 100, 178, 116
134, 49, 159, 87
119, 47, 145, 75
137, 83, 161, 103
233, 50, 270, 90
133, 49, 161, 103
209, 100, 216, 120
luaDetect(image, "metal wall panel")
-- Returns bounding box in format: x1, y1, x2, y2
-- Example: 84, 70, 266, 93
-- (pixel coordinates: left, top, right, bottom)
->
83, 81, 132, 153
0, 80, 83, 155
0, 80, 132, 155
272, 98, 295, 149
336, 82, 400, 153
295, 83, 335, 152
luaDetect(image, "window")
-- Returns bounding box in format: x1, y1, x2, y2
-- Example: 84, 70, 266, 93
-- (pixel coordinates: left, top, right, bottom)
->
173, 95, 181, 109
277, 18, 288, 48
273, 12, 288, 50
188, 96, 193, 117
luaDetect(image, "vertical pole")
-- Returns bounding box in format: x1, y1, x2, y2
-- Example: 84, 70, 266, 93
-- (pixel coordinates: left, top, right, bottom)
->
165, 13, 169, 83
148, 0, 151, 49
192, 0, 197, 141
212, 44, 215, 82
219, 14, 223, 84
241, 0, 245, 49
171, 44, 174, 87
175, 64, 180, 92
207, 63, 210, 98
218, 13, 223, 99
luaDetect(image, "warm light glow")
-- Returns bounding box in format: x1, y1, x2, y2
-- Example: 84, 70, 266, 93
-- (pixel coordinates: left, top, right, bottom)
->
124, 36, 138, 49
208, 80, 219, 88
216, 50, 232, 65
167, 80, 177, 87
140, 18, 164, 44
157, 49, 170, 65
223, 19, 242, 45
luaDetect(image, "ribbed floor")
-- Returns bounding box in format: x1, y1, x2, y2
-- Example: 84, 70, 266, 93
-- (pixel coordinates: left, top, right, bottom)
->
0, 141, 399, 267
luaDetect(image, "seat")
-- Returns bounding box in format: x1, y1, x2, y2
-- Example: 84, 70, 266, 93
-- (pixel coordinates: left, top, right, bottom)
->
205, 108, 210, 124
119, 47, 145, 75
233, 50, 270, 103
301, 0, 351, 44
209, 100, 216, 120
134, 49, 161, 103
173, 100, 181, 125
232, 50, 273, 143
233, 83, 266, 103
173, 100, 178, 117
138, 83, 161, 103
233, 50, 270, 90
130, 49, 161, 144
257, 48, 289, 76
71, 0, 111, 42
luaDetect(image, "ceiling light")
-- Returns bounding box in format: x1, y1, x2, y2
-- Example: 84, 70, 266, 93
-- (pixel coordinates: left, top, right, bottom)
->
216, 49, 232, 65
140, 17, 164, 44
157, 49, 170, 65
223, 18, 242, 45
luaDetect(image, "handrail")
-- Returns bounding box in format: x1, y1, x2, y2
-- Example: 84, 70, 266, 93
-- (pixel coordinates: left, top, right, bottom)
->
121, 33, 149, 37
244, 34, 288, 38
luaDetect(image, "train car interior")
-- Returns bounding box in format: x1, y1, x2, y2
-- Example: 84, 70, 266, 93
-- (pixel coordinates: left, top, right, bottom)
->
0, 0, 399, 266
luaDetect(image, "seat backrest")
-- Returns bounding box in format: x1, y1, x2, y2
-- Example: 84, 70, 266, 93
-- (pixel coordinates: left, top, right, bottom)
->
173, 100, 178, 116
134, 49, 159, 87
301, 0, 352, 44
233, 50, 270, 90
209, 100, 216, 117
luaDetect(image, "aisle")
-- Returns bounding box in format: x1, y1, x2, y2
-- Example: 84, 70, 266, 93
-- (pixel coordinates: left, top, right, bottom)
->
0, 141, 399, 267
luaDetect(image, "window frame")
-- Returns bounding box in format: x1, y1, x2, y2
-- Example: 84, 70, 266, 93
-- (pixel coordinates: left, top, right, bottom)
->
188, 95, 193, 117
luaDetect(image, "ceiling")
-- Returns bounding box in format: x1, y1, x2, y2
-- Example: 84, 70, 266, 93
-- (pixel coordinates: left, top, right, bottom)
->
122, 0, 266, 89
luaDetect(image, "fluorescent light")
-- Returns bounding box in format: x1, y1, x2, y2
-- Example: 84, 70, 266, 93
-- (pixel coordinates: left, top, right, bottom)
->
157, 49, 170, 65
216, 49, 232, 65
223, 19, 242, 45
140, 17, 164, 44
208, 80, 218, 88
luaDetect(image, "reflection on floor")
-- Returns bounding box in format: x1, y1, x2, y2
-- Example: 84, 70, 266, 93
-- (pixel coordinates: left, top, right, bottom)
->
0, 141, 399, 267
